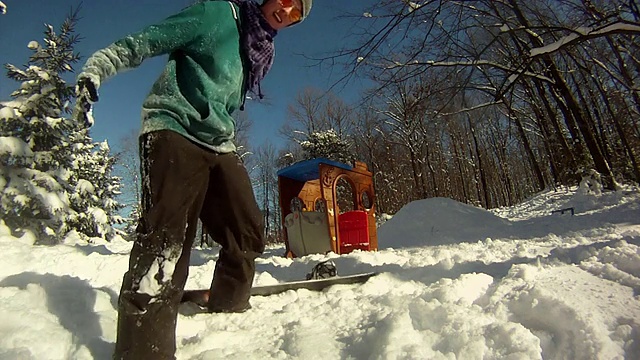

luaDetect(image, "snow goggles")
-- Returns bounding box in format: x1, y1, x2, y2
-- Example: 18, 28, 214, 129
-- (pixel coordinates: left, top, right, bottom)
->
280, 0, 303, 23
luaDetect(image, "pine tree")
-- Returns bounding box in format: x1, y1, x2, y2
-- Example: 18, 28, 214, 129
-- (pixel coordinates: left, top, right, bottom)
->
0, 10, 123, 243
299, 129, 353, 164
66, 130, 125, 240
121, 203, 140, 241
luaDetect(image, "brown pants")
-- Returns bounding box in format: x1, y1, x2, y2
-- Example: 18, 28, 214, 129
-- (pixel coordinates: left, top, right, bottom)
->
113, 130, 264, 360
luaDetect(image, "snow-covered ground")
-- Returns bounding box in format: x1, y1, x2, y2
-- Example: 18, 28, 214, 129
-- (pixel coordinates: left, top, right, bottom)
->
1, 185, 639, 359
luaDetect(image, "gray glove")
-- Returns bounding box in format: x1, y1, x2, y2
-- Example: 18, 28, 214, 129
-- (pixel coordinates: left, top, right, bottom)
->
76, 77, 99, 103
75, 77, 99, 127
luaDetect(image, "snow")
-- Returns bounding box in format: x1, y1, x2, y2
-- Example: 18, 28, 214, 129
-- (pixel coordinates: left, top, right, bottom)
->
0, 136, 34, 157
138, 247, 181, 298
75, 179, 96, 195
378, 197, 512, 247
0, 186, 639, 359
407, 2, 422, 13
0, 105, 18, 120
529, 22, 640, 57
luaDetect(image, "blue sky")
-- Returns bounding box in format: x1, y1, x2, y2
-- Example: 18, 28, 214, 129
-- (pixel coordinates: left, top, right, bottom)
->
0, 0, 375, 150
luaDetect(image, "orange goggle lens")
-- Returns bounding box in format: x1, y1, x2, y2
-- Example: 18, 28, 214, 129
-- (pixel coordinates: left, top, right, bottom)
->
288, 8, 302, 22
280, 0, 302, 22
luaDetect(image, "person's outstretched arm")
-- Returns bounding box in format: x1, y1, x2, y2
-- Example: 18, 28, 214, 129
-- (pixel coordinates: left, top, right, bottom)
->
77, 3, 207, 89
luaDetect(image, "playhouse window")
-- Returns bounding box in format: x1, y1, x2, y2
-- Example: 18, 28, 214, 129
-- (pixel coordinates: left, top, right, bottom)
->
314, 198, 326, 213
361, 191, 373, 210
336, 177, 355, 214
290, 197, 305, 212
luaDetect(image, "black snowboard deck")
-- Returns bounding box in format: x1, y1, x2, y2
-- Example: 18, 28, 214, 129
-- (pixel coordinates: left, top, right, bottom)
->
252, 271, 378, 296
182, 272, 378, 305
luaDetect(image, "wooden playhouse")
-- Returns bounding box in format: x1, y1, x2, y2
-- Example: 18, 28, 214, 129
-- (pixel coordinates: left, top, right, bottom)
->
277, 158, 378, 258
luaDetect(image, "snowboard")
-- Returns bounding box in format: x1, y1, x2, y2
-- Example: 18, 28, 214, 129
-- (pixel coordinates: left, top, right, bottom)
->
181, 272, 378, 306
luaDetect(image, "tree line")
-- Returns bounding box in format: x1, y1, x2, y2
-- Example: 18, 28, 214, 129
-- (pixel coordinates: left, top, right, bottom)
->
249, 0, 640, 241
4, 1, 639, 244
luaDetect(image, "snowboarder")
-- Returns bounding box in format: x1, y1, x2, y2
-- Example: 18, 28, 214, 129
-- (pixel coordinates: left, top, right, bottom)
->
74, 0, 312, 359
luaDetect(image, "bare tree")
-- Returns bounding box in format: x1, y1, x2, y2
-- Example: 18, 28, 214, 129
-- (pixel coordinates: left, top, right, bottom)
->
113, 128, 141, 236
281, 87, 329, 144
253, 141, 282, 243
322, 0, 640, 193
234, 110, 253, 160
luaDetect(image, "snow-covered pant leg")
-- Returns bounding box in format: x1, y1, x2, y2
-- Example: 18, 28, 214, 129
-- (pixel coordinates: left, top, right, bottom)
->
113, 131, 209, 360
199, 153, 265, 312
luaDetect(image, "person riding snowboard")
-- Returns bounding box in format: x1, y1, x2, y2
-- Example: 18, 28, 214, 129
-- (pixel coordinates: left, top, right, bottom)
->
74, 0, 312, 359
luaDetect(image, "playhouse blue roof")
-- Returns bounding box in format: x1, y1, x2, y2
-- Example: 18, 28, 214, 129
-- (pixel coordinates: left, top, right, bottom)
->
277, 158, 352, 182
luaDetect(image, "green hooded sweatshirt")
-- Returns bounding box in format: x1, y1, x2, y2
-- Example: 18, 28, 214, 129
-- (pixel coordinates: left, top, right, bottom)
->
78, 1, 245, 153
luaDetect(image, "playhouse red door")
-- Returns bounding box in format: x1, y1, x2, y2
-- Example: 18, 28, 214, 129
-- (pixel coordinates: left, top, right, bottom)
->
338, 211, 370, 254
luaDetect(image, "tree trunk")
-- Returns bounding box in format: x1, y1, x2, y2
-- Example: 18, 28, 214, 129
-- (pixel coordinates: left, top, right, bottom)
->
505, 97, 546, 191
468, 115, 489, 208
509, 0, 616, 189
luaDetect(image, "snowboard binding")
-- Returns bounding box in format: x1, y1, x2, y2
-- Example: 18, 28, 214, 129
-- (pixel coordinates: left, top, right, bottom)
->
306, 260, 338, 280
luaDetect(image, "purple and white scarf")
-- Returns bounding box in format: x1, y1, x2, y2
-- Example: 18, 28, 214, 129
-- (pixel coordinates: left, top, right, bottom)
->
228, 0, 277, 99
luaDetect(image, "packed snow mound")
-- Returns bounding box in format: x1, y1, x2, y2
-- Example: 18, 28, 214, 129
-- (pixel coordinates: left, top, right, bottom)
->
378, 197, 512, 248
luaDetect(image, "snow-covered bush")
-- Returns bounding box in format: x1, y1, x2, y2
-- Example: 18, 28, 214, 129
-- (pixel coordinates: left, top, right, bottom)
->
578, 169, 603, 196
